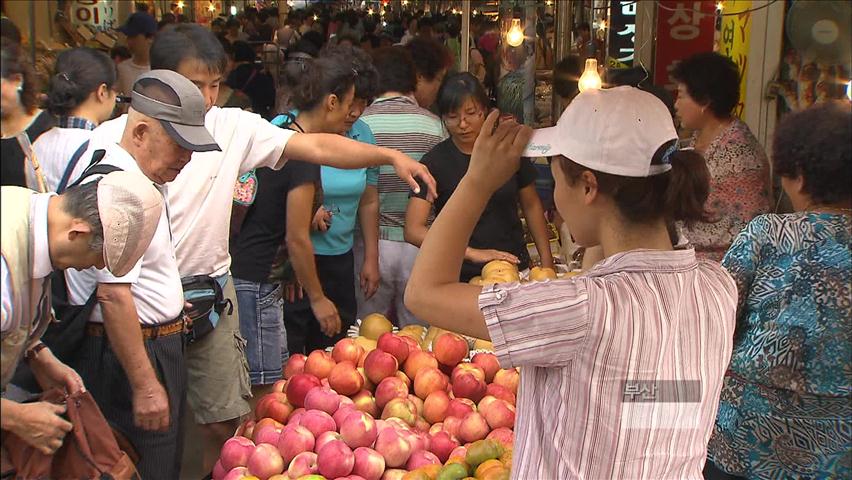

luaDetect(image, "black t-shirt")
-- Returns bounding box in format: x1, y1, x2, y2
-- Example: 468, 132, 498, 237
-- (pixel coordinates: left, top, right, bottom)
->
230, 159, 321, 283
1, 111, 55, 187
414, 138, 537, 281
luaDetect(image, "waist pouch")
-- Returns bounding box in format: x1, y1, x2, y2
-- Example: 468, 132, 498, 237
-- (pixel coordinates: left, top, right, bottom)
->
181, 275, 232, 344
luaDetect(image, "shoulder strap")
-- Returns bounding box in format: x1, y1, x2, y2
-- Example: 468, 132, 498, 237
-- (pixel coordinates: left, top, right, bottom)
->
56, 140, 90, 193
67, 150, 123, 189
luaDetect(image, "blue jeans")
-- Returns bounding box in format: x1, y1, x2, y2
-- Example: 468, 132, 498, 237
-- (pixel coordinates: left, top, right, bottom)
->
233, 278, 286, 386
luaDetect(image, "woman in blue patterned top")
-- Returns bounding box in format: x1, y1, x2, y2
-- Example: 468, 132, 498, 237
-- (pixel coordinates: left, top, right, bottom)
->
705, 102, 851, 480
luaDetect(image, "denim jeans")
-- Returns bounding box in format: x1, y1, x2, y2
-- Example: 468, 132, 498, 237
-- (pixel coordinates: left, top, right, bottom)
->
233, 278, 285, 386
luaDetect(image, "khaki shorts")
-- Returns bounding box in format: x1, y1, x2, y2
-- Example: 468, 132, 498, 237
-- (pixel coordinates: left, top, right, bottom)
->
186, 275, 252, 424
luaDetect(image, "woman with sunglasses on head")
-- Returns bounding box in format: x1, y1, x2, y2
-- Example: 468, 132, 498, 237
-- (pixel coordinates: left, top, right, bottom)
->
33, 47, 118, 192
405, 72, 554, 282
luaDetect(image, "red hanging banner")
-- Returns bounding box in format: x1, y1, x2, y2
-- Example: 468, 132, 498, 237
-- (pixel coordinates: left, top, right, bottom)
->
653, 1, 717, 93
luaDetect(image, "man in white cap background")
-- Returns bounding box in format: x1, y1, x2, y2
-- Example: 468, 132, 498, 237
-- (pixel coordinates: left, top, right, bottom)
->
65, 69, 220, 479
0, 171, 162, 456
72, 24, 438, 473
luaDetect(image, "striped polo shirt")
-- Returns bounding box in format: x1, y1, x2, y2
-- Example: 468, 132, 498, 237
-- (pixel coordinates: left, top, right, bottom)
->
359, 95, 447, 242
479, 249, 736, 479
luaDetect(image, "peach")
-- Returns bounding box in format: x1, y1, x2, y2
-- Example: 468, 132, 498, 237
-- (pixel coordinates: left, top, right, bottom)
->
459, 412, 490, 443
429, 423, 444, 436
373, 427, 412, 468
271, 379, 288, 393
357, 367, 375, 391
397, 335, 421, 353
277, 424, 315, 466
328, 361, 365, 396
255, 392, 293, 423
299, 410, 336, 438
333, 338, 366, 365
315, 431, 343, 453
285, 373, 322, 408
236, 419, 256, 439
432, 333, 468, 367
446, 398, 476, 419
403, 350, 439, 380
252, 423, 282, 446
482, 399, 515, 430
407, 394, 424, 416
423, 390, 450, 424
352, 447, 386, 480
493, 368, 520, 395
395, 371, 412, 391
452, 372, 487, 403
413, 367, 449, 400
303, 386, 340, 415
381, 397, 417, 426
471, 353, 500, 383
428, 430, 460, 463
377, 333, 410, 363
449, 445, 468, 460
339, 410, 379, 449
414, 416, 430, 433
381, 469, 408, 480
451, 363, 486, 384
442, 416, 463, 439
351, 390, 380, 418
286, 451, 318, 478
304, 350, 337, 380
486, 427, 514, 449
363, 349, 399, 385
406, 450, 440, 471
220, 436, 255, 471
333, 404, 358, 429
283, 354, 307, 379
247, 443, 284, 480
485, 383, 516, 406
375, 376, 409, 410
286, 407, 306, 426
477, 395, 498, 413
222, 466, 249, 480
212, 460, 227, 480
317, 439, 355, 478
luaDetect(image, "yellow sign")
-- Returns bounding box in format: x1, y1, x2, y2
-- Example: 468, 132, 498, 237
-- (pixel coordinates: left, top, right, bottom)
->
718, 0, 752, 118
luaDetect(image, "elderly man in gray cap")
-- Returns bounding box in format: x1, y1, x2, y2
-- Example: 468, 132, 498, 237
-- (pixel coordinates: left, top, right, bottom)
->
64, 69, 220, 479
1, 171, 163, 456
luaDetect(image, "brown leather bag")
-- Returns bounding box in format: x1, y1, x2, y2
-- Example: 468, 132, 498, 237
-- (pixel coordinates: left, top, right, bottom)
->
0, 390, 139, 480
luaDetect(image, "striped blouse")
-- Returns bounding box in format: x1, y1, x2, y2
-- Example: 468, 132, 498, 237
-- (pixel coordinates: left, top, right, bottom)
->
479, 249, 737, 479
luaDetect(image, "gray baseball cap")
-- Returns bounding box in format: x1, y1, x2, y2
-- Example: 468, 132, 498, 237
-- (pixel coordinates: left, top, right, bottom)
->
130, 70, 221, 152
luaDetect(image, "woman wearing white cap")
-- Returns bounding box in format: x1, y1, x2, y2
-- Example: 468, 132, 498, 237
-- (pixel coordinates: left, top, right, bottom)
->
406, 86, 738, 479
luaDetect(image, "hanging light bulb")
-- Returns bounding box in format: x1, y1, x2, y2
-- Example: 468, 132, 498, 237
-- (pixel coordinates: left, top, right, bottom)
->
313, 14, 319, 21
176, 1, 185, 10
546, 0, 553, 6
472, 9, 478, 15
367, 7, 374, 15
716, 1, 725, 12
578, 58, 603, 93
506, 18, 524, 47
402, 0, 408, 5
230, 5, 237, 15
598, 19, 607, 30
207, 2, 216, 13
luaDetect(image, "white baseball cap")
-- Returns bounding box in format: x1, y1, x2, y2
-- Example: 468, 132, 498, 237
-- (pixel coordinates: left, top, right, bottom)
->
523, 86, 679, 177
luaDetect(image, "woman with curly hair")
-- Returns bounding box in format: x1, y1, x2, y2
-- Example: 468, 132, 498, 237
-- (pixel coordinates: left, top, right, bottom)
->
705, 101, 851, 480
672, 52, 771, 261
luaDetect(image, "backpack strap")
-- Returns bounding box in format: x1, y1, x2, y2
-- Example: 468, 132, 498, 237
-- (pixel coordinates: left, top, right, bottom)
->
56, 140, 90, 193
66, 150, 122, 189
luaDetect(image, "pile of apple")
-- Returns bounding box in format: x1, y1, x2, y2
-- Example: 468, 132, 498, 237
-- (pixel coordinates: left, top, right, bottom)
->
212, 321, 519, 480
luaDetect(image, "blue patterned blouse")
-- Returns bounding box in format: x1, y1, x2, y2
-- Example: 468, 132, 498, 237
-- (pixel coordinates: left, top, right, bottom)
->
707, 213, 852, 479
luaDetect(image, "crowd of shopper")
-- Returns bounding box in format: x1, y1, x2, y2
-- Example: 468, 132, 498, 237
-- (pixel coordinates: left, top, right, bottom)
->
0, 4, 849, 480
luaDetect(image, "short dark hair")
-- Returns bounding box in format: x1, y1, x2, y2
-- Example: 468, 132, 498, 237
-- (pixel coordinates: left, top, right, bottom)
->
151, 23, 228, 74
671, 52, 739, 118
341, 45, 379, 101
0, 17, 22, 45
772, 102, 851, 205
232, 41, 256, 63
0, 39, 38, 113
61, 180, 104, 252
437, 72, 489, 116
371, 46, 416, 95
406, 37, 451, 81
46, 47, 116, 116
302, 30, 326, 51
553, 55, 582, 100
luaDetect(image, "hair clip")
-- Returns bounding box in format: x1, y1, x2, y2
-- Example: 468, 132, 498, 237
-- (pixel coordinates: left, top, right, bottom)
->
351, 68, 359, 77
59, 72, 72, 82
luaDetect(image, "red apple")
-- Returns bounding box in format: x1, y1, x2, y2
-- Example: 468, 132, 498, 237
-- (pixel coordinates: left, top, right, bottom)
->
493, 368, 520, 395
340, 410, 378, 449
374, 376, 409, 410
328, 361, 365, 396
252, 423, 282, 446
304, 350, 337, 380
451, 363, 486, 384
452, 372, 487, 403
220, 436, 255, 471
277, 424, 315, 466
333, 404, 358, 429
286, 451, 318, 478
352, 447, 385, 480
398, 335, 421, 353
333, 338, 366, 365
406, 450, 440, 471
286, 407, 306, 426
471, 353, 501, 383
283, 354, 307, 379
303, 386, 341, 415
485, 383, 516, 406
482, 399, 515, 430
423, 390, 450, 424
246, 443, 284, 480
255, 392, 294, 423
363, 350, 398, 385
373, 427, 412, 468
299, 409, 336, 438
286, 373, 322, 408
442, 416, 463, 439
377, 333, 410, 364
403, 351, 438, 380
446, 398, 476, 419
271, 379, 288, 393
428, 430, 460, 463
222, 467, 249, 480
212, 459, 227, 480
351, 390, 379, 418
432, 333, 468, 367
317, 439, 355, 479
486, 427, 515, 449
414, 367, 449, 400
459, 412, 490, 443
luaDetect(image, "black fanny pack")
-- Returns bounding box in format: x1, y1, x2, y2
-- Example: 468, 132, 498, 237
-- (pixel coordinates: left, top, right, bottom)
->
181, 275, 233, 344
